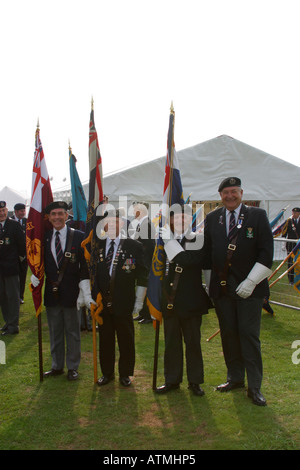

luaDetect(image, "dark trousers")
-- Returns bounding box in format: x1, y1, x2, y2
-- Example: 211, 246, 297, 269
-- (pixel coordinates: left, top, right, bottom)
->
98, 311, 135, 378
214, 292, 264, 390
19, 260, 28, 300
0, 274, 20, 332
163, 314, 204, 385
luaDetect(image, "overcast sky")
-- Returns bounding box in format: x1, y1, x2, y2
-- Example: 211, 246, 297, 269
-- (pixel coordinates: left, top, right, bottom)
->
1, 0, 299, 198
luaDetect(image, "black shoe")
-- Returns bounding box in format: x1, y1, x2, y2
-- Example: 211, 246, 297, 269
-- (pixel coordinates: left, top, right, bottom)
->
97, 374, 114, 386
133, 314, 143, 321
1, 328, 19, 336
247, 388, 267, 406
216, 381, 245, 392
67, 369, 79, 381
119, 376, 131, 387
0, 324, 8, 331
155, 383, 180, 394
188, 383, 205, 396
43, 369, 64, 377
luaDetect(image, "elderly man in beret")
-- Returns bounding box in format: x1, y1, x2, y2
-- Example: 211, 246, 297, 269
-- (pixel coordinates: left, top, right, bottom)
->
0, 201, 26, 335
31, 201, 93, 381
203, 177, 273, 406
11, 203, 28, 303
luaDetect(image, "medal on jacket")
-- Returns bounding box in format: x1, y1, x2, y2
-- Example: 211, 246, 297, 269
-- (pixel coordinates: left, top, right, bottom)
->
236, 212, 245, 229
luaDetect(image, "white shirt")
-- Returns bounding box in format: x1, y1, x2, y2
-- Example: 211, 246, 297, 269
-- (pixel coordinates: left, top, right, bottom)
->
51, 225, 67, 267
105, 235, 121, 276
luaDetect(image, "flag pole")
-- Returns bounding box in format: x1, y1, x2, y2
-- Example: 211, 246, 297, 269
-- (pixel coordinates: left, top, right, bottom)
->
152, 102, 175, 389
36, 118, 43, 382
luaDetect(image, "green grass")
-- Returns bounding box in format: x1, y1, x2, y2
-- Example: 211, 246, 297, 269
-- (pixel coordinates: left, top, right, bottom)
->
0, 270, 300, 450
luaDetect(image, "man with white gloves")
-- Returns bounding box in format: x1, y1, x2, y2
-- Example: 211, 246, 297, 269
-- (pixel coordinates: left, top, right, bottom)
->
94, 209, 148, 387
30, 201, 91, 381
203, 177, 273, 406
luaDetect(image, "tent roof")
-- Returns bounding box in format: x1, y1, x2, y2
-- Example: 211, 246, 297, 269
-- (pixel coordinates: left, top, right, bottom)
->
0, 186, 29, 211
100, 134, 300, 203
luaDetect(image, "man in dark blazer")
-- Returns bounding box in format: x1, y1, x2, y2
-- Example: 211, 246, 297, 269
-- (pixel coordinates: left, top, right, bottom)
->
155, 205, 213, 396
284, 207, 300, 284
94, 209, 148, 387
0, 201, 26, 335
30, 201, 91, 381
203, 177, 273, 406
11, 203, 28, 303
131, 202, 155, 324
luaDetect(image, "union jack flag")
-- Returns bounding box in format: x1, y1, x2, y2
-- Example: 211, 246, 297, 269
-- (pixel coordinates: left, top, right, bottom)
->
147, 103, 184, 324
81, 101, 105, 322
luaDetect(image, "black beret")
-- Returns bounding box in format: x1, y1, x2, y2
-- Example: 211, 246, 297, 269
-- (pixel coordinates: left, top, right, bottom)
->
292, 207, 300, 212
14, 203, 25, 210
45, 201, 68, 214
218, 177, 241, 192
0, 201, 6, 208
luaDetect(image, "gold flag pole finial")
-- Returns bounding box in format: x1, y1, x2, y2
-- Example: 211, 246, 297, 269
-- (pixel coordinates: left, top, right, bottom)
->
68, 139, 71, 151
170, 101, 175, 114
37, 117, 40, 129
91, 96, 94, 110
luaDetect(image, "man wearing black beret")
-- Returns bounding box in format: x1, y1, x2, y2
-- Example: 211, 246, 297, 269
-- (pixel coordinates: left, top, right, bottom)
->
0, 201, 26, 335
11, 203, 28, 303
31, 201, 93, 380
203, 177, 273, 406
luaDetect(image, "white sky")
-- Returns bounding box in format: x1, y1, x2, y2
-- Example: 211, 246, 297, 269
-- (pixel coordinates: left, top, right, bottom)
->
1, 0, 300, 198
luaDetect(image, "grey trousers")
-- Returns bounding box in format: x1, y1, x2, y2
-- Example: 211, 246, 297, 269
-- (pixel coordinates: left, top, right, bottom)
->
46, 305, 81, 371
0, 274, 20, 332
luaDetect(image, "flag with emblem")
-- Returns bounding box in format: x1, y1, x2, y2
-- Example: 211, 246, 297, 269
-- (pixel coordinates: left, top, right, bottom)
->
26, 123, 53, 317
147, 103, 184, 325
69, 144, 88, 231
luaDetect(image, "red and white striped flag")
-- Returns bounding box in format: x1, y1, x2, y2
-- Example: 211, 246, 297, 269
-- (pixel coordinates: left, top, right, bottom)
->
26, 124, 53, 316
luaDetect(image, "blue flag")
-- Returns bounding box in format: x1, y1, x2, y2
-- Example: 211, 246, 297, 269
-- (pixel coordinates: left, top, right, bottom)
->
69, 147, 88, 231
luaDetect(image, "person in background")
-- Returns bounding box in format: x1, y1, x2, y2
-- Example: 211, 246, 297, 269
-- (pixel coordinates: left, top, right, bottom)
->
130, 202, 155, 325
11, 203, 27, 304
0, 201, 26, 335
284, 207, 300, 285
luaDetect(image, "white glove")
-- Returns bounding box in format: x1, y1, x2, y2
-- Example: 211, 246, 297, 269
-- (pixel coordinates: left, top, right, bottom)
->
159, 224, 174, 242
76, 288, 85, 310
132, 286, 147, 315
31, 274, 40, 287
236, 262, 272, 299
78, 279, 97, 309
203, 270, 211, 295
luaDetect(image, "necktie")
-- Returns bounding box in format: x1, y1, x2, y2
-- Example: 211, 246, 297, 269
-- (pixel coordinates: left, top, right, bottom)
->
55, 231, 64, 268
228, 210, 236, 241
106, 240, 115, 271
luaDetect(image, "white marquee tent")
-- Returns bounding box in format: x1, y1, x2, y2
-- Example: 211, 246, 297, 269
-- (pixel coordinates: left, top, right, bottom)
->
0, 186, 29, 212
91, 134, 300, 222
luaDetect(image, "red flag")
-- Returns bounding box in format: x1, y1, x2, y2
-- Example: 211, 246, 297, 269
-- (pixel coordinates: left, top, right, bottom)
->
26, 124, 53, 316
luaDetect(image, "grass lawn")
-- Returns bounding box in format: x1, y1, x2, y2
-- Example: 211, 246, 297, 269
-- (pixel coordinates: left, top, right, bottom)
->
0, 270, 300, 451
